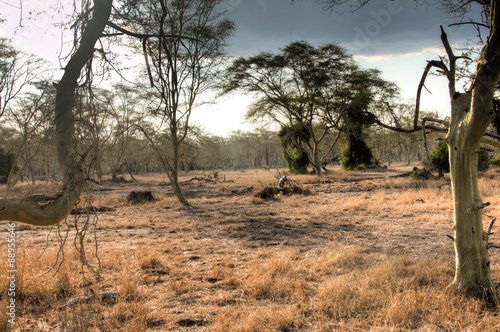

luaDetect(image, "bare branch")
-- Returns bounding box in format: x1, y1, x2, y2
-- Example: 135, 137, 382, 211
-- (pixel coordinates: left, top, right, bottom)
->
415, 60, 448, 130
449, 21, 490, 29
385, 101, 401, 128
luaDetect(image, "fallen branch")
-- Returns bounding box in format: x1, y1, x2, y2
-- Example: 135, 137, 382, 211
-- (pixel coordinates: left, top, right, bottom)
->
61, 291, 123, 309
70, 206, 116, 215
182, 177, 215, 184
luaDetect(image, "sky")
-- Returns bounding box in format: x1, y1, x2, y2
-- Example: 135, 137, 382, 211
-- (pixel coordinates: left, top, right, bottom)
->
192, 0, 486, 136
0, 0, 488, 136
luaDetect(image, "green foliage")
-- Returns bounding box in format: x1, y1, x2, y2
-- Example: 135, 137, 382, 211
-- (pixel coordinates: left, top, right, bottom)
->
341, 135, 379, 171
278, 124, 310, 174
478, 148, 491, 172
0, 147, 15, 184
427, 141, 490, 173
428, 141, 450, 173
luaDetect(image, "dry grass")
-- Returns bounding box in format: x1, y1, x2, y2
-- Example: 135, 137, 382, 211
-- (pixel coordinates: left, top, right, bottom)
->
1, 165, 500, 331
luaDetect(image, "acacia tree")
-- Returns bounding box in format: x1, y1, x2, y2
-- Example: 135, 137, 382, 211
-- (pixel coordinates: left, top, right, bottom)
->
325, 66, 397, 170
224, 41, 354, 176
111, 0, 234, 205
311, 0, 500, 299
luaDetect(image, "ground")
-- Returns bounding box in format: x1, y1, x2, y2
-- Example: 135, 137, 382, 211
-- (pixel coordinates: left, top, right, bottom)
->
1, 165, 500, 331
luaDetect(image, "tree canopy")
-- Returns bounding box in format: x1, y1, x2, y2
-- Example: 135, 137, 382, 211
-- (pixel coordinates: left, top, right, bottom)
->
223, 40, 396, 174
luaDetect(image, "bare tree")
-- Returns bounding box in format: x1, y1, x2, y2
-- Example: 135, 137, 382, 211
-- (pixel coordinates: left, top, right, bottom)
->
111, 0, 235, 205
104, 82, 144, 182
4, 79, 55, 187
0, 39, 48, 120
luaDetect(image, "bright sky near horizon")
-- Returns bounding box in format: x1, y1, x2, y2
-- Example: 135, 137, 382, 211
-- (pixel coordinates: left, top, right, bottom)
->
0, 0, 487, 137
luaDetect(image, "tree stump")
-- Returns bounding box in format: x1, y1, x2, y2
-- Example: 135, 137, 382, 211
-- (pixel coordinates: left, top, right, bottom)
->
126, 191, 156, 204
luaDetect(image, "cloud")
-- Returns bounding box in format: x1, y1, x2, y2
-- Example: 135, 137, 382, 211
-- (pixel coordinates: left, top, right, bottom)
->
353, 46, 447, 63
225, 0, 482, 57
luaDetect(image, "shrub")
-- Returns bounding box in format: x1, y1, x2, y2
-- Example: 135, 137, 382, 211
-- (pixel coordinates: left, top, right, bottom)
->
428, 141, 449, 174
341, 136, 379, 171
278, 124, 311, 174
428, 141, 490, 173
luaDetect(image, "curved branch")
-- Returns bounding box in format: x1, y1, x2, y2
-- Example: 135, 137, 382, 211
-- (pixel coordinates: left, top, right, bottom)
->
0, 0, 113, 226
370, 111, 448, 134
449, 21, 490, 29
415, 60, 449, 130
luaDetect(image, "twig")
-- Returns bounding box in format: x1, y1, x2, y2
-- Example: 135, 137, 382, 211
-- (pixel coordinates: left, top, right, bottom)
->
477, 202, 491, 209
486, 218, 496, 247
385, 101, 401, 128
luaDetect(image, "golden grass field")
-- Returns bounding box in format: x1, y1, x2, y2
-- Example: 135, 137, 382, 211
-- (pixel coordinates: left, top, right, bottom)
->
1, 165, 500, 331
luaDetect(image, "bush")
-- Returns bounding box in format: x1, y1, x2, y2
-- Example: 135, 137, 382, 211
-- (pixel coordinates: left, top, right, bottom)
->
341, 136, 379, 171
428, 141, 449, 174
278, 124, 311, 174
428, 141, 491, 173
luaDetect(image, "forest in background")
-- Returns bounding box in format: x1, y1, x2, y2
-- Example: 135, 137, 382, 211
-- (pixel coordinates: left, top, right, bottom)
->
0, 58, 450, 187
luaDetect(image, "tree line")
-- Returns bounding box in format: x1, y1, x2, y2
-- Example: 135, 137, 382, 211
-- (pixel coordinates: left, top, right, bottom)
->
0, 36, 440, 189
0, 59, 438, 186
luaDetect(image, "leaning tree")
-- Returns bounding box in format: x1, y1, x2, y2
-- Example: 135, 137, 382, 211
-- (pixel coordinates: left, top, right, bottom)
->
0, 0, 233, 222
0, 0, 112, 226
308, 0, 500, 299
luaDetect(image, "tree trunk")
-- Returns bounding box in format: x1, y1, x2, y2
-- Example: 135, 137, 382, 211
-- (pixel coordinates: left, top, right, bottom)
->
447, 67, 498, 297
312, 141, 323, 177
171, 169, 188, 205
449, 145, 494, 295
171, 137, 189, 206
26, 143, 36, 185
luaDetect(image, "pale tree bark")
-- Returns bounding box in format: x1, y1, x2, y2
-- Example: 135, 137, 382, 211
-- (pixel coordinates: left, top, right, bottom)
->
447, 1, 500, 296
0, 0, 113, 226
